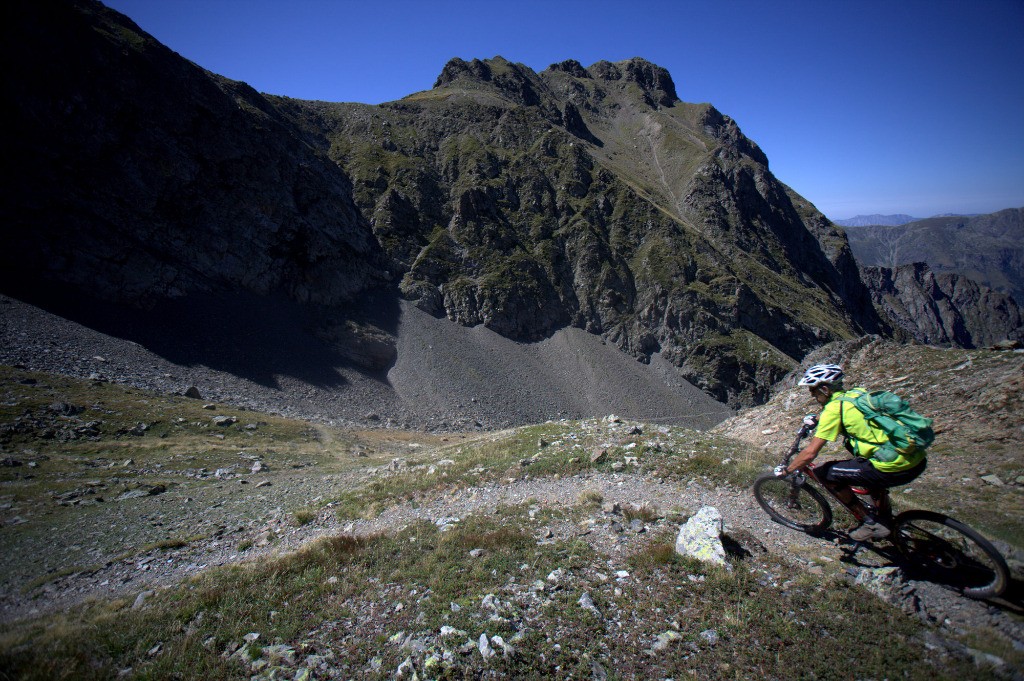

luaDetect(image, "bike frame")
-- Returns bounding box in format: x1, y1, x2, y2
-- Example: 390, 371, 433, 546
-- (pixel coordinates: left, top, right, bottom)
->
781, 426, 891, 523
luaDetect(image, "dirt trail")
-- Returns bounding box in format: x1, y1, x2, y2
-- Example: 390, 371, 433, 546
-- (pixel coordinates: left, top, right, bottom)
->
5, 468, 1021, 659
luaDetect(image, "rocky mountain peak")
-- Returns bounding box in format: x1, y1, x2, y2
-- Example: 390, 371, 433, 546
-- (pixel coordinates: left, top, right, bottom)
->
432, 56, 546, 106
585, 58, 678, 106
546, 59, 591, 79
697, 105, 769, 167
433, 57, 494, 87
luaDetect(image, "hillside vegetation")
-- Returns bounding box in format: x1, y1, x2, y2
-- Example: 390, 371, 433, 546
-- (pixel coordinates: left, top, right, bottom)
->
1, 341, 1021, 679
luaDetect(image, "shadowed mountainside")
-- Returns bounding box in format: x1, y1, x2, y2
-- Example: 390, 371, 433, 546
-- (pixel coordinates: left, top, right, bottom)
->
0, 0, 386, 309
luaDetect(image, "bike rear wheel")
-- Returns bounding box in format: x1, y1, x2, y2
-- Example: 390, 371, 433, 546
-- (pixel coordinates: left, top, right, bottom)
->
753, 473, 833, 534
892, 510, 1009, 599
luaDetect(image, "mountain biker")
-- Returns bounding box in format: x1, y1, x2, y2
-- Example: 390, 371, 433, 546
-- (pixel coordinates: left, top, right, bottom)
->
774, 363, 927, 541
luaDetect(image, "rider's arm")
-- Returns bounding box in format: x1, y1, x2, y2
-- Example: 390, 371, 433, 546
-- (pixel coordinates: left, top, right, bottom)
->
786, 396, 843, 473
786, 436, 827, 474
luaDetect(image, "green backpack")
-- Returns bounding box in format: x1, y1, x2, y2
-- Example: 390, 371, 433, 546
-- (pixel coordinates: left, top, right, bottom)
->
841, 389, 935, 463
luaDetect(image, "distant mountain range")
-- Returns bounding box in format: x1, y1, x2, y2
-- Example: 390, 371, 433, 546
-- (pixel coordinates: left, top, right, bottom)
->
843, 208, 1024, 304
834, 213, 984, 227
834, 214, 921, 227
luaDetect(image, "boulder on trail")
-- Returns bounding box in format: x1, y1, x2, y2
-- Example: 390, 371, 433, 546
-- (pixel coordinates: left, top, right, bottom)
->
674, 505, 730, 570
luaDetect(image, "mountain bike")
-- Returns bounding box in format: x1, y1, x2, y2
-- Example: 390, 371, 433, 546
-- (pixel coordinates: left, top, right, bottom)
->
752, 419, 1009, 599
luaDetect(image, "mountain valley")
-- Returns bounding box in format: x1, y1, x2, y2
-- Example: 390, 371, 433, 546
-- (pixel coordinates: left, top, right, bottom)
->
0, 2, 1022, 678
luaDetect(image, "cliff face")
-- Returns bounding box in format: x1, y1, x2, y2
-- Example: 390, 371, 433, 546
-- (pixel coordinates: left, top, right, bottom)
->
281, 56, 886, 404
2, 2, 893, 406
860, 263, 1023, 348
0, 0, 385, 307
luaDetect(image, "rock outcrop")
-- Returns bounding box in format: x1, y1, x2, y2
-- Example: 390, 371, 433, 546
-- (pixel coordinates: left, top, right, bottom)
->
860, 263, 1023, 348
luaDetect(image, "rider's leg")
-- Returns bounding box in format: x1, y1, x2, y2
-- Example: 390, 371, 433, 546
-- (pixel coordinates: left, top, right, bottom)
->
823, 481, 869, 521
816, 459, 889, 540
866, 461, 926, 523
815, 460, 872, 521
822, 458, 927, 541
871, 489, 892, 521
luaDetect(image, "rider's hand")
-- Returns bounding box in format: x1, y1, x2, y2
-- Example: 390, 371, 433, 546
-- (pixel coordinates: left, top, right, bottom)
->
773, 465, 789, 477
802, 414, 818, 428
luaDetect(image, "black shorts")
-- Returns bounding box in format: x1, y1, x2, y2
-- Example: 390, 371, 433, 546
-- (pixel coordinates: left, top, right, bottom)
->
815, 457, 926, 490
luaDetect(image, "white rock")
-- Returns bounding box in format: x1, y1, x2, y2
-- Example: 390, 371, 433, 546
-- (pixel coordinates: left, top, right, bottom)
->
396, 656, 416, 679
491, 635, 514, 657
699, 629, 720, 646
675, 506, 730, 570
132, 590, 154, 610
439, 626, 466, 638
578, 592, 602, 618
651, 630, 681, 652
478, 633, 495, 659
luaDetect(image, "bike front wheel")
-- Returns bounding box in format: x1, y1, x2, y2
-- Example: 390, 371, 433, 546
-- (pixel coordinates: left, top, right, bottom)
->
891, 510, 1009, 599
753, 473, 833, 535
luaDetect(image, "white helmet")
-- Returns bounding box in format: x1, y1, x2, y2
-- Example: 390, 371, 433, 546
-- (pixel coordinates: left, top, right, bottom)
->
798, 363, 844, 387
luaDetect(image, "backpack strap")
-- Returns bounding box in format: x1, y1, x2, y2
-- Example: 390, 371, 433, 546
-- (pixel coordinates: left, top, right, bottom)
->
840, 399, 859, 455
835, 389, 866, 456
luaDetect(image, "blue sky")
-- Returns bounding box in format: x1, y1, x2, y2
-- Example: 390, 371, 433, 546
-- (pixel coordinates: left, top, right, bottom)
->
104, 0, 1024, 220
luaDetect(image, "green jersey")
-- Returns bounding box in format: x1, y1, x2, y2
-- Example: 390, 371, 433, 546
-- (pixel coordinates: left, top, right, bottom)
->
814, 388, 926, 473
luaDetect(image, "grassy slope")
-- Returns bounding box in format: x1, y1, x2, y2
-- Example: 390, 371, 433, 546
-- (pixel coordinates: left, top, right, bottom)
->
0, 363, 1019, 679
1, 514, 986, 681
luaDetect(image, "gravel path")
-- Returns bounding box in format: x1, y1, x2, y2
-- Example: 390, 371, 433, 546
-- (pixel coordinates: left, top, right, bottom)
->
6, 467, 1021, 663
1, 470, 810, 621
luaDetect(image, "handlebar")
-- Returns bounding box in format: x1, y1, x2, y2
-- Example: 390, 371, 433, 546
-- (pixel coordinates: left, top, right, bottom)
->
783, 414, 818, 467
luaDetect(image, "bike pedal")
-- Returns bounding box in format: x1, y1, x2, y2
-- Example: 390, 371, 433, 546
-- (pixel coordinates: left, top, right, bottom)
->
845, 541, 866, 557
